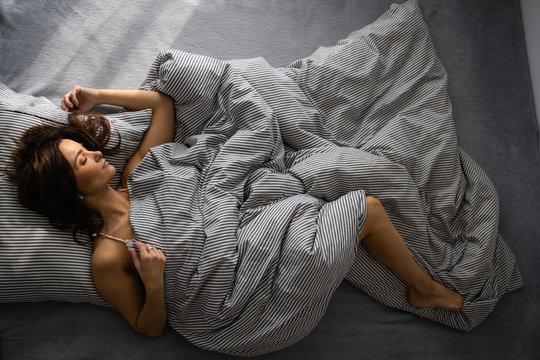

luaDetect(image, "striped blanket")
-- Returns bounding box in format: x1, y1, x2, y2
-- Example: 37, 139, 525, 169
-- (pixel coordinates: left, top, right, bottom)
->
128, 1, 523, 356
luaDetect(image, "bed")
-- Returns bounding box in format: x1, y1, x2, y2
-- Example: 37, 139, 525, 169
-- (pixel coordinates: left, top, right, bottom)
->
1, 0, 538, 359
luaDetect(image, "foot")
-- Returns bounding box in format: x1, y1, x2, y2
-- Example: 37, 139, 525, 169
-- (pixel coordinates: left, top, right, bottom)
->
408, 280, 464, 311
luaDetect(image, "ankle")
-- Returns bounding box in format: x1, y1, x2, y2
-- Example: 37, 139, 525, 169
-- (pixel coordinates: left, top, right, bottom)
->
408, 276, 436, 295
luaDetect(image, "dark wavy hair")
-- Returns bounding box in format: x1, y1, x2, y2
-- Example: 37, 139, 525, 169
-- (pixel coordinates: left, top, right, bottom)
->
8, 112, 121, 243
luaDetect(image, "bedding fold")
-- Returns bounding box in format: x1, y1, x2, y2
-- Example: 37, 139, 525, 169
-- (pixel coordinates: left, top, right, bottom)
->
127, 0, 522, 355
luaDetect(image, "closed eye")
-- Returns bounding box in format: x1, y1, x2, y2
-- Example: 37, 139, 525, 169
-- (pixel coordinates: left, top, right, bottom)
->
73, 149, 83, 169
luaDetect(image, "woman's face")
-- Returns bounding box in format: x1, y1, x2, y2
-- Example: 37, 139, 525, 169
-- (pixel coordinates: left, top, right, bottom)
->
58, 139, 116, 196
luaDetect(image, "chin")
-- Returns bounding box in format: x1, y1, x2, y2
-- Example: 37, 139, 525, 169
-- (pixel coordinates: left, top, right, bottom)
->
107, 165, 117, 179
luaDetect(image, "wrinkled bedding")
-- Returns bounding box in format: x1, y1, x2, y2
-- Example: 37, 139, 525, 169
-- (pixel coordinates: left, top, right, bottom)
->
126, 1, 523, 356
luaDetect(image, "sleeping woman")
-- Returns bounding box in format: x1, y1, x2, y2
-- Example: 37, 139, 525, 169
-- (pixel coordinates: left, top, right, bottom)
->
8, 85, 463, 338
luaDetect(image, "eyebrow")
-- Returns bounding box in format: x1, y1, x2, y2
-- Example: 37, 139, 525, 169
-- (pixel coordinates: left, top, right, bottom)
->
73, 149, 83, 169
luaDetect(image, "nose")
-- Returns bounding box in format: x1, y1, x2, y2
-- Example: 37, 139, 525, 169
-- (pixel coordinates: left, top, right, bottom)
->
92, 150, 102, 161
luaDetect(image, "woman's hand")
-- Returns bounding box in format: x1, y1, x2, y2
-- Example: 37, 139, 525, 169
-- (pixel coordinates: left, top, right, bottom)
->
61, 86, 100, 112
92, 240, 167, 337
128, 241, 167, 291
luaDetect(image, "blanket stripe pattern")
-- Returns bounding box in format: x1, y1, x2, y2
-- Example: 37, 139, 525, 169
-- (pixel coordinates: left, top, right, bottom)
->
128, 0, 523, 356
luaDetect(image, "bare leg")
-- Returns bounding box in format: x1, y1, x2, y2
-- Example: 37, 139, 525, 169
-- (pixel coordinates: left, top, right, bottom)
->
359, 196, 463, 311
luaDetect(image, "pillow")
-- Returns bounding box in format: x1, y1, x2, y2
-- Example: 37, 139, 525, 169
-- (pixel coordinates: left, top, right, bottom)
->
0, 82, 151, 304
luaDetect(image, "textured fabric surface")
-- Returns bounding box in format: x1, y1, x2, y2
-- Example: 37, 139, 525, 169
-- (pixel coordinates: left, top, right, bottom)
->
133, 50, 367, 355
123, 1, 520, 355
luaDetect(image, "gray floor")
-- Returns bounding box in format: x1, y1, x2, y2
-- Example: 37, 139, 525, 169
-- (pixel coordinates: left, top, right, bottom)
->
520, 0, 540, 147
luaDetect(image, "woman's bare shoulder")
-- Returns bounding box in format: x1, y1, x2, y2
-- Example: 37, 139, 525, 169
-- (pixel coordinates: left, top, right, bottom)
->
91, 240, 133, 273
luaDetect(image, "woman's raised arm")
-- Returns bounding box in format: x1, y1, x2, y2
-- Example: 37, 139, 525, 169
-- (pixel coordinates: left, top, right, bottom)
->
61, 86, 175, 187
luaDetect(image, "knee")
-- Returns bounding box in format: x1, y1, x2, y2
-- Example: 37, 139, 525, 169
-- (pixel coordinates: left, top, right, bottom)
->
360, 196, 385, 240
366, 195, 385, 218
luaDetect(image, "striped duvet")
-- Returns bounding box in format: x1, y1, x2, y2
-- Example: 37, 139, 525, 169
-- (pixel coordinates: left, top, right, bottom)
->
128, 1, 523, 356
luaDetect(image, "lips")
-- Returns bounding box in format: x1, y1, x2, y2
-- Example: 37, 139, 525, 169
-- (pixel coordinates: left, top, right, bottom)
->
103, 160, 109, 169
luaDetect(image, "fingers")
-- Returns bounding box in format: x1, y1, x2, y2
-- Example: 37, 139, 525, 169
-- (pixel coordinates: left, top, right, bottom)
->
131, 242, 166, 287
133, 241, 166, 260
61, 86, 81, 111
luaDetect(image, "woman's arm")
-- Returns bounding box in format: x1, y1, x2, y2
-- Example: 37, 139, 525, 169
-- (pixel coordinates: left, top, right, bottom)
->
92, 241, 167, 337
62, 86, 175, 187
